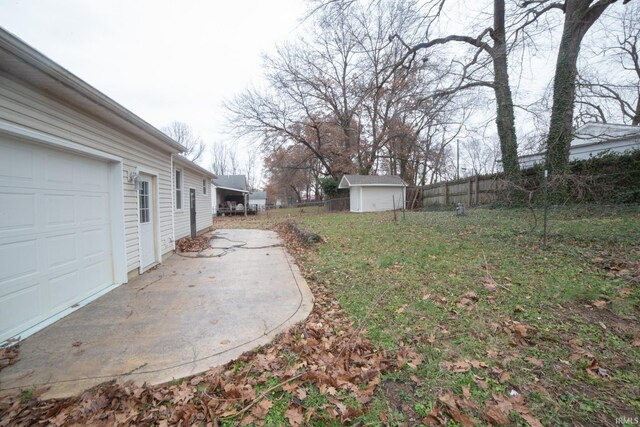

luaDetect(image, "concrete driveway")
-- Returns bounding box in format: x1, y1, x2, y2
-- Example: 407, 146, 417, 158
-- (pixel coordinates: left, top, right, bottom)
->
0, 229, 313, 399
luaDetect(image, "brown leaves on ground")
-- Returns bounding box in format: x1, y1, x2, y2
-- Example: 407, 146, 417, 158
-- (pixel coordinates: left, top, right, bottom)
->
0, 344, 19, 372
175, 235, 211, 252
0, 230, 407, 426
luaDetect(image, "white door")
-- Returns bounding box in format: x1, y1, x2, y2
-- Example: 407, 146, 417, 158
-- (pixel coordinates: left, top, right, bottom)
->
0, 136, 114, 342
138, 174, 156, 270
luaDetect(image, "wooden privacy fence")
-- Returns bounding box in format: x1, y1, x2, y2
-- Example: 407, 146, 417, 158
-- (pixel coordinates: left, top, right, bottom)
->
422, 175, 505, 206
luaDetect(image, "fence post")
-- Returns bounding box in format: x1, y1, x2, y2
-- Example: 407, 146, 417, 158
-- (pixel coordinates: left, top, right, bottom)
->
444, 182, 449, 206
468, 177, 472, 207
475, 175, 480, 205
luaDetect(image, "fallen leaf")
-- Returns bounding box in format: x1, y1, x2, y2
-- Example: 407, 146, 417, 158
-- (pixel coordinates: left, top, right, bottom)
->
483, 404, 510, 426
251, 399, 273, 420
592, 300, 608, 309
284, 406, 304, 426
524, 357, 544, 368
520, 413, 544, 427
462, 386, 471, 398
632, 337, 640, 348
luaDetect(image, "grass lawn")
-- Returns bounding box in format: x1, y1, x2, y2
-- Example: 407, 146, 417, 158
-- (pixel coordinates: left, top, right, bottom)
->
219, 205, 640, 426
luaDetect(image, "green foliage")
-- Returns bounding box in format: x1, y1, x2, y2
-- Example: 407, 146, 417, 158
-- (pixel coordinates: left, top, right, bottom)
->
319, 177, 340, 197
517, 149, 640, 205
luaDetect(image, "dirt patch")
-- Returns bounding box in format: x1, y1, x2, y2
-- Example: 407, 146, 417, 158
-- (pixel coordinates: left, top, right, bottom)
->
551, 300, 639, 341
379, 379, 422, 424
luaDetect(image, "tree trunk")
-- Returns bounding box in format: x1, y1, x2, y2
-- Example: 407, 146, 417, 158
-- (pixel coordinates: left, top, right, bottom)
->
492, 0, 520, 183
545, 0, 616, 174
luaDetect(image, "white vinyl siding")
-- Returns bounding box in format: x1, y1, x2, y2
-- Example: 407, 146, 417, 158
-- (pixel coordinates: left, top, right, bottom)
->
173, 166, 213, 240
356, 186, 406, 212
0, 74, 175, 274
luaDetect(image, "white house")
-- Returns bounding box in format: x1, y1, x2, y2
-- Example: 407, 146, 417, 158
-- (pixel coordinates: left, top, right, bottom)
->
338, 175, 408, 213
0, 29, 213, 343
515, 123, 640, 169
249, 191, 267, 210
173, 156, 216, 239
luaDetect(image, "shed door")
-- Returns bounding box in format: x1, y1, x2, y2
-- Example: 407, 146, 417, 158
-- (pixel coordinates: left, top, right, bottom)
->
0, 136, 114, 342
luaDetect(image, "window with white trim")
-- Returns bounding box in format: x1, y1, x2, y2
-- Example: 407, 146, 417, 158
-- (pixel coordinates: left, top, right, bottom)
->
203, 178, 207, 194
175, 169, 183, 209
138, 180, 150, 223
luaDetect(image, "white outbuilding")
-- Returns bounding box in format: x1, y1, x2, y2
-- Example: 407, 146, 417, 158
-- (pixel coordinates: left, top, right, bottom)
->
338, 175, 408, 213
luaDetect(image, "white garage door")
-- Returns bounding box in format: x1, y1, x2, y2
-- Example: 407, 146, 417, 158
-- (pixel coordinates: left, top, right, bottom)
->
0, 136, 115, 342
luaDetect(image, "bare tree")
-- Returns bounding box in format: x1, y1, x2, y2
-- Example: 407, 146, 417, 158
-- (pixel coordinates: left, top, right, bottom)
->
226, 0, 453, 183
162, 121, 205, 163
210, 141, 239, 176
522, 0, 637, 174
391, 0, 521, 183
575, 2, 640, 125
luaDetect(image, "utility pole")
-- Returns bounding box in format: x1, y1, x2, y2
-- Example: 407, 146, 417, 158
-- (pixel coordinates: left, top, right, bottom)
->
456, 139, 460, 180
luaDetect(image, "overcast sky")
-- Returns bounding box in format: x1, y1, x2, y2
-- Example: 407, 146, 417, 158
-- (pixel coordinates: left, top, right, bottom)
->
0, 0, 307, 169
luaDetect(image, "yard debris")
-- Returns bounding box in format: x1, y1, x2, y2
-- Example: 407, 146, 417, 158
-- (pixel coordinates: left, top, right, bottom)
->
0, 228, 407, 426
0, 344, 19, 372
175, 235, 211, 252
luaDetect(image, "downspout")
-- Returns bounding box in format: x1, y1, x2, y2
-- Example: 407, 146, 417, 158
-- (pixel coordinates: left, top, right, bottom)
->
170, 154, 176, 252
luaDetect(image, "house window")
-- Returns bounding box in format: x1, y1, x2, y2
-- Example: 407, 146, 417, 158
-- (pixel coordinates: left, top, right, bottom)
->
175, 169, 183, 209
203, 179, 207, 194
138, 180, 150, 223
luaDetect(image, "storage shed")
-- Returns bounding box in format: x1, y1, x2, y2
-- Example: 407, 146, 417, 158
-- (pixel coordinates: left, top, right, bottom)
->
212, 175, 249, 215
0, 28, 213, 342
338, 175, 408, 213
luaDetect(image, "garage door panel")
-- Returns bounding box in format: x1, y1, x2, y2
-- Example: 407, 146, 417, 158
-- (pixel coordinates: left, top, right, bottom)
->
0, 140, 34, 184
48, 270, 80, 310
44, 194, 75, 227
0, 282, 41, 337
0, 136, 116, 342
45, 233, 77, 270
0, 238, 38, 285
44, 152, 75, 187
78, 159, 110, 191
0, 192, 36, 232
80, 260, 111, 293
80, 228, 110, 259
79, 194, 109, 224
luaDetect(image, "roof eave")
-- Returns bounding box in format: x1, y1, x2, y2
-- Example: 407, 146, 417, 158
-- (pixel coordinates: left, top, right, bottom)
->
0, 28, 186, 153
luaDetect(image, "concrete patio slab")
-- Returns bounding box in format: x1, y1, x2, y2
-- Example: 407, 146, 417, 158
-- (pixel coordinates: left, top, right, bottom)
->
0, 229, 313, 399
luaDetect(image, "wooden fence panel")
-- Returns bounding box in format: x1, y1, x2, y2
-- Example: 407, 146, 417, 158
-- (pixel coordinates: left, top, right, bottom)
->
422, 176, 504, 207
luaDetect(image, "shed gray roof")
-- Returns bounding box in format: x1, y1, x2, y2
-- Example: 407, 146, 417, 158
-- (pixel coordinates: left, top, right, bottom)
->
212, 175, 248, 192
339, 175, 408, 189
250, 191, 267, 199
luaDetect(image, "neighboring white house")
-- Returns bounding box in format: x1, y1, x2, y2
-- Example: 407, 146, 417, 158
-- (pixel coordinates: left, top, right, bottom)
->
173, 156, 216, 239
212, 175, 249, 215
0, 29, 213, 343
249, 191, 267, 210
514, 123, 640, 169
338, 175, 408, 213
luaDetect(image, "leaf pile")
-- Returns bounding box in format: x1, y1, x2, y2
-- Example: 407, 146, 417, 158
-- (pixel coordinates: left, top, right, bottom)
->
0, 344, 19, 372
0, 234, 406, 426
175, 235, 211, 253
